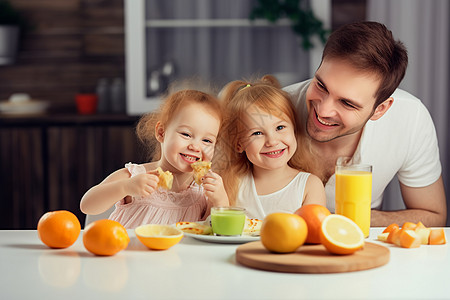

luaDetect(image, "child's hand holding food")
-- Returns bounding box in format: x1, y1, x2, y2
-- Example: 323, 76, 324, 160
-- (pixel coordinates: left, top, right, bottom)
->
202, 171, 229, 207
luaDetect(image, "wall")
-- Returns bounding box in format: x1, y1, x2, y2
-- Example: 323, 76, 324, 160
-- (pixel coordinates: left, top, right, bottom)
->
0, 0, 125, 112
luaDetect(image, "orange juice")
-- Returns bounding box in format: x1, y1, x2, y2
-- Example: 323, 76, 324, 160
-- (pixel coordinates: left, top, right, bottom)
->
335, 169, 372, 237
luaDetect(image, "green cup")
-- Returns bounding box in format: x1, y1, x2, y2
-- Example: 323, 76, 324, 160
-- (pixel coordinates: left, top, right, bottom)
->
211, 207, 246, 236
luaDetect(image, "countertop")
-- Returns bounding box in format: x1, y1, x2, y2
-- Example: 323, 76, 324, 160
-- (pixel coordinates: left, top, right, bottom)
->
1, 228, 449, 300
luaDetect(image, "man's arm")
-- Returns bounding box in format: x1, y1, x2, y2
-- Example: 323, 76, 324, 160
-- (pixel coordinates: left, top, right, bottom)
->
371, 176, 447, 227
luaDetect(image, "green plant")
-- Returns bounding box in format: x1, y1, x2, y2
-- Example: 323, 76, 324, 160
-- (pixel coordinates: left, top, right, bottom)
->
0, 0, 26, 27
250, 0, 329, 50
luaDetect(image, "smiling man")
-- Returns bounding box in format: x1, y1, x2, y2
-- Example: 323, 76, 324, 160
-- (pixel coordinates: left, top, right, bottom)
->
285, 21, 446, 227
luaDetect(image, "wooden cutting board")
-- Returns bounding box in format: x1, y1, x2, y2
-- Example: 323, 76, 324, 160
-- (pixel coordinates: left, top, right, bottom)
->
236, 241, 389, 273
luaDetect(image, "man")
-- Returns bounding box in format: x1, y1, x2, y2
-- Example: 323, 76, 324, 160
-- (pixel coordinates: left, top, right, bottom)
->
285, 21, 446, 227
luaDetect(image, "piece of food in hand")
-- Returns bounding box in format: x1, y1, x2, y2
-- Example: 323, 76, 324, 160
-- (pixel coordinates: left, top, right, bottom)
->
191, 160, 211, 185
176, 221, 212, 235
243, 216, 262, 235
157, 167, 173, 190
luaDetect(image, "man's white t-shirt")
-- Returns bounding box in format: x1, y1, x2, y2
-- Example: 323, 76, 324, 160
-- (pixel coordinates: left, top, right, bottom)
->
285, 80, 442, 212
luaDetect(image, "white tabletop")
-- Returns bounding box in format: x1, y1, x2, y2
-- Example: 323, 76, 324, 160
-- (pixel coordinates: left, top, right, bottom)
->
0, 228, 449, 300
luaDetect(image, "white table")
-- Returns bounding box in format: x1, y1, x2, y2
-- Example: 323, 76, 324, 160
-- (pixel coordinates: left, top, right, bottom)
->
1, 228, 449, 300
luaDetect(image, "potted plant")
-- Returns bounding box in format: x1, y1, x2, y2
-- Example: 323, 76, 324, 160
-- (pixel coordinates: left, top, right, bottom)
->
250, 0, 329, 50
0, 0, 26, 65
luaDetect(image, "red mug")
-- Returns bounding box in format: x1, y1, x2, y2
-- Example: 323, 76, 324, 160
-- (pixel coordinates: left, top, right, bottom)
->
76, 94, 98, 115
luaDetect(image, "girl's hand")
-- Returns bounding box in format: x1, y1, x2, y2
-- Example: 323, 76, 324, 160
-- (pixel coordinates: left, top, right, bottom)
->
125, 170, 159, 197
202, 171, 229, 207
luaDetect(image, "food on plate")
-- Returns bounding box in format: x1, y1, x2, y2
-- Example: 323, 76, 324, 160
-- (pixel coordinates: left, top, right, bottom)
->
320, 214, 364, 255
295, 204, 331, 244
243, 217, 262, 235
83, 219, 130, 256
135, 224, 183, 250
191, 160, 211, 185
378, 221, 446, 248
157, 167, 173, 190
260, 212, 308, 253
37, 210, 81, 249
176, 221, 212, 235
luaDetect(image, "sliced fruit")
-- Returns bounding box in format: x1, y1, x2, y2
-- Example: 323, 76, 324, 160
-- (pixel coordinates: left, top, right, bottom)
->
399, 230, 421, 248
415, 228, 431, 245
429, 228, 446, 245
415, 221, 426, 229
387, 227, 401, 245
377, 232, 389, 242
401, 222, 417, 230
135, 224, 183, 250
382, 223, 399, 234
319, 214, 364, 255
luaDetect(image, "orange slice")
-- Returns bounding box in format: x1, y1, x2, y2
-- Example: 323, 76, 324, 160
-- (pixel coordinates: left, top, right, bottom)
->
399, 230, 421, 248
382, 223, 399, 234
429, 228, 446, 245
319, 214, 364, 255
401, 222, 417, 230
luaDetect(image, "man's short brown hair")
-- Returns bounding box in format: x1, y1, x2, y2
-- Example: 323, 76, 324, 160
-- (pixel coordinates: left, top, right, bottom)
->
322, 21, 408, 108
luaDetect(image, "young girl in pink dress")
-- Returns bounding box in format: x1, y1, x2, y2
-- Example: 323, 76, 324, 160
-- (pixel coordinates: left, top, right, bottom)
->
80, 90, 228, 228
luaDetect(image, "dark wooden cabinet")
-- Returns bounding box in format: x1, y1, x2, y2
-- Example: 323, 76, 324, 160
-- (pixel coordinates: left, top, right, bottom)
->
0, 114, 145, 229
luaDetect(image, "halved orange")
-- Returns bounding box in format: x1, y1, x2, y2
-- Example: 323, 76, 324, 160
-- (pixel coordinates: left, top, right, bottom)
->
135, 224, 183, 250
320, 214, 364, 255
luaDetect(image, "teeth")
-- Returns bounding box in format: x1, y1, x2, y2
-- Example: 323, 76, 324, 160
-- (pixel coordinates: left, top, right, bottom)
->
181, 154, 199, 162
317, 115, 335, 126
266, 150, 283, 155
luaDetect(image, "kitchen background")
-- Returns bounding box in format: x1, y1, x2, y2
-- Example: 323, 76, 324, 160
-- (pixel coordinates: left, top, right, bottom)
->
1, 0, 448, 229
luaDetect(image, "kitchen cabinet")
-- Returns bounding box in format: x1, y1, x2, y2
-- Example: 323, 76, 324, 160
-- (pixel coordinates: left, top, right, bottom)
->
0, 114, 145, 229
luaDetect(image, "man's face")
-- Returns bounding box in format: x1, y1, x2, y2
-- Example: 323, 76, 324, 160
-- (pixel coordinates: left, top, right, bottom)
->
305, 58, 381, 143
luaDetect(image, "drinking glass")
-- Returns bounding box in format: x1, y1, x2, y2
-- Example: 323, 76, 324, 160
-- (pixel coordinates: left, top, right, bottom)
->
335, 157, 372, 237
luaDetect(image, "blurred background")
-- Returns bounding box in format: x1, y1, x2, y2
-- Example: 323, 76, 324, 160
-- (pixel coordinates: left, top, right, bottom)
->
1, 0, 448, 228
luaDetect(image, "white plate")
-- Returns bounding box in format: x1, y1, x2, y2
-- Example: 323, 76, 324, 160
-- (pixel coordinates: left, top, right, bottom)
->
184, 232, 259, 244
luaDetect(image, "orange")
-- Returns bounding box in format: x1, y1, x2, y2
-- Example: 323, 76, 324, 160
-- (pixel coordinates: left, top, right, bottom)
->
399, 230, 421, 248
295, 204, 331, 244
429, 228, 446, 245
382, 223, 399, 234
260, 213, 307, 253
401, 222, 417, 230
83, 219, 130, 256
386, 228, 401, 244
320, 214, 364, 255
135, 224, 183, 250
37, 210, 81, 249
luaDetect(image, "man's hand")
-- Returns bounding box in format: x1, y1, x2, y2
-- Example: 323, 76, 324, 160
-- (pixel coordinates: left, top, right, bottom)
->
371, 176, 446, 227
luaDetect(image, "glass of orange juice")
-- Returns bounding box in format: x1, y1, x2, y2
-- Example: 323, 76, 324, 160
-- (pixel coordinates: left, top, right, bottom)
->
335, 157, 372, 237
